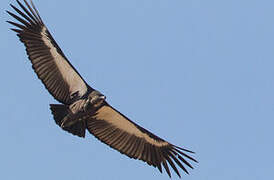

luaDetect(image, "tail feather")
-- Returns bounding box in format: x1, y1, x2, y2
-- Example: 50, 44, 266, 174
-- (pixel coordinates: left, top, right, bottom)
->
50, 104, 86, 138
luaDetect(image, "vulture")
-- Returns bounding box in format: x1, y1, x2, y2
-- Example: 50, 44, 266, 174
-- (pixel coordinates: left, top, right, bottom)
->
7, 0, 197, 178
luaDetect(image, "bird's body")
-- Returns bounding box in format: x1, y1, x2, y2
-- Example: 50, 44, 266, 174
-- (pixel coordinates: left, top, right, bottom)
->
55, 90, 106, 132
7, 0, 197, 178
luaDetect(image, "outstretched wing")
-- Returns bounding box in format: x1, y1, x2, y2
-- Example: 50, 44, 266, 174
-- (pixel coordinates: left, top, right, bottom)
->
7, 0, 88, 104
86, 102, 197, 178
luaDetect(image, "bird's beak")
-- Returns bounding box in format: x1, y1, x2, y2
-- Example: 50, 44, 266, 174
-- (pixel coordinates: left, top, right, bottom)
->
100, 95, 106, 100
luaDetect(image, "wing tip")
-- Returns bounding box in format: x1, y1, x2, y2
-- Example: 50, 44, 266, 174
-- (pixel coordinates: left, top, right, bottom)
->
174, 145, 196, 153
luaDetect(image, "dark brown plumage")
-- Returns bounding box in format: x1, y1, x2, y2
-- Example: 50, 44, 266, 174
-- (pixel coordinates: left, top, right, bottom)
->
7, 0, 197, 178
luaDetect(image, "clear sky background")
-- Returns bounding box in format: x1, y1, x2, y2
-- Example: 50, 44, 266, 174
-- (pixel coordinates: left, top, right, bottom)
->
0, 0, 273, 179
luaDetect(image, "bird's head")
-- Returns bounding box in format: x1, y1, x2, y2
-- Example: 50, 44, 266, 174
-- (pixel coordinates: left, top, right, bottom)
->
87, 90, 106, 108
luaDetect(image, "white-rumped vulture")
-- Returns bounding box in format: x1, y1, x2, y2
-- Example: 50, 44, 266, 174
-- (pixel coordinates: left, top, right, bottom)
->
7, 0, 197, 178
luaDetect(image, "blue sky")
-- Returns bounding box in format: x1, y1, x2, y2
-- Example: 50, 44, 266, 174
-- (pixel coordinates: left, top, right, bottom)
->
1, 0, 274, 179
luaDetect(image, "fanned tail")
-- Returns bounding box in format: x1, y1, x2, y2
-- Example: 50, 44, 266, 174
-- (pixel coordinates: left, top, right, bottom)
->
50, 104, 86, 138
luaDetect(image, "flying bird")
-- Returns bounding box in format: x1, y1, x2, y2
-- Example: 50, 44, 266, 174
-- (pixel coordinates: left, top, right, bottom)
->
7, 0, 197, 178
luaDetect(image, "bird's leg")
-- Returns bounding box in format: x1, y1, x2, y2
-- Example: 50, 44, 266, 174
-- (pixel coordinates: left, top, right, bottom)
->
60, 111, 85, 128
61, 100, 87, 128
61, 115, 75, 128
